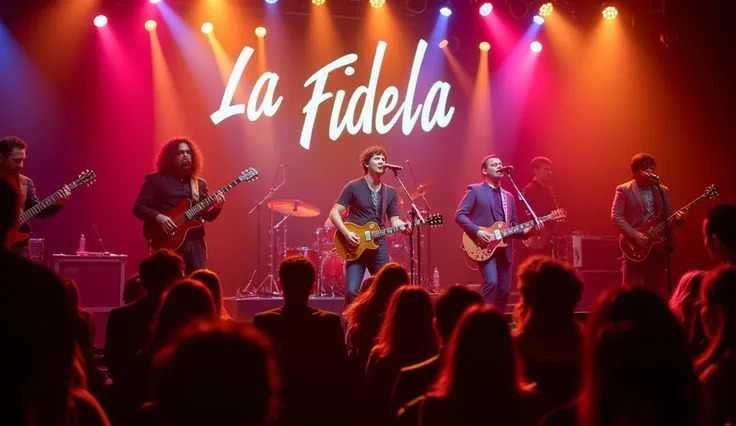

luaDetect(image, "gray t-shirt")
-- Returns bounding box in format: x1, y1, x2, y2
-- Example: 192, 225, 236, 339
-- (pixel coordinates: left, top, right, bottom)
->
336, 177, 400, 226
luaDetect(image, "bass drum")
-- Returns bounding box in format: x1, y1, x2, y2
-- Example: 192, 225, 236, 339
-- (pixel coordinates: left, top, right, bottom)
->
319, 250, 346, 297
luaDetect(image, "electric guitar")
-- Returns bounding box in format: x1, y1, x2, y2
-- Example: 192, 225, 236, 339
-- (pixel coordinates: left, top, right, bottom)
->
334, 214, 444, 262
461, 209, 567, 262
619, 184, 719, 262
7, 170, 97, 245
143, 168, 259, 250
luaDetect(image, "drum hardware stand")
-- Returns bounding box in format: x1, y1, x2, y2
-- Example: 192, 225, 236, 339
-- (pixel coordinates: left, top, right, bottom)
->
242, 165, 285, 297
404, 159, 436, 291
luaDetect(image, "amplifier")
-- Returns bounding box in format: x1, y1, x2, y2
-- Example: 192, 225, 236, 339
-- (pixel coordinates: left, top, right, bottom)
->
30, 238, 45, 261
555, 234, 622, 271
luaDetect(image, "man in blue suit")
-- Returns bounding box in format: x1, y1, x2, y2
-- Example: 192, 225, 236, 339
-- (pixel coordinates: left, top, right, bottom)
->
455, 154, 536, 311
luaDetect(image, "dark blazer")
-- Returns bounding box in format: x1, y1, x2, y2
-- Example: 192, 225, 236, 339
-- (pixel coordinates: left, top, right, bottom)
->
455, 182, 520, 261
104, 297, 160, 380
611, 179, 673, 238
391, 354, 442, 416
253, 306, 350, 426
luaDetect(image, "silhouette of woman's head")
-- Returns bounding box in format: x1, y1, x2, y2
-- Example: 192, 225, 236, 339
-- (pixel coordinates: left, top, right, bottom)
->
190, 269, 229, 318
669, 270, 707, 355
344, 262, 409, 328
150, 279, 216, 352
698, 265, 736, 369
580, 286, 701, 426
374, 285, 438, 362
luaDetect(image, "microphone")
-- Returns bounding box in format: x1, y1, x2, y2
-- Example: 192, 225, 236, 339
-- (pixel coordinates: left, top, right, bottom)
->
645, 172, 660, 182
499, 165, 515, 174
382, 163, 404, 171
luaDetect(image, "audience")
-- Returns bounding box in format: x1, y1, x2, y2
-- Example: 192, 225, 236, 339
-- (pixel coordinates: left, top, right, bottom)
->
703, 204, 736, 265
365, 286, 439, 426
697, 265, 736, 426
253, 255, 350, 426
122, 273, 145, 305
153, 321, 280, 426
190, 268, 232, 319
398, 305, 545, 426
670, 270, 709, 358
391, 285, 483, 414
513, 255, 584, 407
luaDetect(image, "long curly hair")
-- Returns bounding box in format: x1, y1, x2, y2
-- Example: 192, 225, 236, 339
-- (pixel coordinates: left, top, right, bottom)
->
156, 137, 203, 177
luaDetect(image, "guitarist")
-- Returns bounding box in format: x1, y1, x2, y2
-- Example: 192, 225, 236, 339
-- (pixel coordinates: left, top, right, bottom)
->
0, 136, 70, 258
133, 137, 225, 274
611, 153, 683, 298
520, 156, 560, 258
329, 145, 409, 304
455, 154, 536, 310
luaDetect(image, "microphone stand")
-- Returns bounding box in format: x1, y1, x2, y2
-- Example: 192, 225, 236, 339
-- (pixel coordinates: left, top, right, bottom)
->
391, 168, 425, 286
653, 177, 673, 295
504, 170, 541, 229
406, 160, 434, 290
242, 167, 285, 297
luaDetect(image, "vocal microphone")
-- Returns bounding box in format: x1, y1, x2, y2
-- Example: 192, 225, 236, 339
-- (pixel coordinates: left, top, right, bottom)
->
645, 172, 660, 182
383, 163, 404, 171
499, 165, 515, 174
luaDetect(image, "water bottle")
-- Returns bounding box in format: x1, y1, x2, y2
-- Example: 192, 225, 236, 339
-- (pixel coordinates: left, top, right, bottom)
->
432, 267, 440, 291
77, 234, 86, 255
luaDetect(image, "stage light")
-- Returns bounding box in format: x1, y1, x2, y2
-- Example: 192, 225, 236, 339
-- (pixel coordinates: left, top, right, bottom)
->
602, 6, 618, 20
255, 26, 267, 37
439, 6, 452, 17
201, 22, 213, 34
539, 2, 553, 17
93, 15, 108, 28
479, 42, 490, 52
530, 41, 542, 52
439, 39, 448, 48
370, 0, 385, 7
479, 2, 493, 16
145, 20, 157, 31
149, 0, 162, 4
265, 0, 278, 4
533, 14, 545, 25
312, 0, 325, 4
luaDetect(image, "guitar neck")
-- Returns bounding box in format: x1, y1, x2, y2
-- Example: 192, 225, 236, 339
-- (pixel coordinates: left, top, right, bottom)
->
183, 178, 242, 220
371, 218, 424, 239
19, 181, 80, 225
650, 194, 707, 235
500, 213, 554, 238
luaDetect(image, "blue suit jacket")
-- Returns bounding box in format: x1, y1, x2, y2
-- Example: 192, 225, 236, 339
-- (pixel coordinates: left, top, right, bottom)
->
455, 182, 520, 262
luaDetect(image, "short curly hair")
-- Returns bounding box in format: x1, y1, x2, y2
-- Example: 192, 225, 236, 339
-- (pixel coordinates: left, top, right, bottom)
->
359, 145, 387, 174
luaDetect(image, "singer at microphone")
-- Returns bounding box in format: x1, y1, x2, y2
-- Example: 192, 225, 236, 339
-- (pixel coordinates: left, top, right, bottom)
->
382, 163, 404, 171
499, 165, 514, 174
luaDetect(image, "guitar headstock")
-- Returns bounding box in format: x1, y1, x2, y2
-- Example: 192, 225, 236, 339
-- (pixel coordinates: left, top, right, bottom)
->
239, 167, 259, 182
75, 170, 97, 187
424, 213, 444, 226
704, 184, 720, 200
550, 208, 567, 222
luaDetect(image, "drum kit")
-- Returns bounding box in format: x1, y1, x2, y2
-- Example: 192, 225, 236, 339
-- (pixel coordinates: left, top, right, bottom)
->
239, 180, 436, 298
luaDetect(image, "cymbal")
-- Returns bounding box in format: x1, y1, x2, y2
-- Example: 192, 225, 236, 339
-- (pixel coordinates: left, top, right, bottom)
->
410, 181, 434, 200
268, 199, 321, 218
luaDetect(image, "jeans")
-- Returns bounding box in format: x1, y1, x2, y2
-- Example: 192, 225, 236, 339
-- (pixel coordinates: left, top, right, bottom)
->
177, 238, 207, 275
345, 242, 390, 305
478, 251, 512, 313
622, 249, 668, 300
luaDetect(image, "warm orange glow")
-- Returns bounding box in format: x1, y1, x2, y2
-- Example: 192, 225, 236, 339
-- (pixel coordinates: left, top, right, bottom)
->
439, 39, 449, 48
255, 26, 267, 37
149, 31, 188, 149
370, 0, 386, 8
201, 22, 213, 34
145, 20, 157, 31
602, 6, 618, 20
312, 0, 326, 4
479, 41, 491, 52
539, 2, 553, 17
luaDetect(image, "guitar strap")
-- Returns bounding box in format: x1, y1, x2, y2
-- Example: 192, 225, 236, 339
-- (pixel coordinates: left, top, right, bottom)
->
19, 175, 28, 210
190, 178, 199, 203
381, 184, 388, 226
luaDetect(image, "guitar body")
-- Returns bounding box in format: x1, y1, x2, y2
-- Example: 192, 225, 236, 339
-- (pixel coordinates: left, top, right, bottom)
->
6, 228, 30, 246
523, 225, 554, 249
462, 222, 509, 262
334, 221, 380, 262
619, 218, 664, 262
143, 199, 204, 251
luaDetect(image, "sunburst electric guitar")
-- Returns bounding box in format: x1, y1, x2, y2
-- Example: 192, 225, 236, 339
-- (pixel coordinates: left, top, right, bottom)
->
462, 209, 567, 262
334, 214, 444, 262
143, 168, 259, 251
7, 170, 97, 246
619, 184, 719, 262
